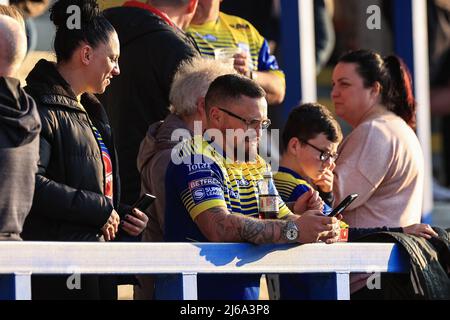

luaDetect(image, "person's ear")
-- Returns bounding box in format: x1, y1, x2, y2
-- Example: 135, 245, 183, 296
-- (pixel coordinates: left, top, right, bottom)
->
209, 106, 222, 125
80, 44, 93, 66
371, 81, 382, 98
288, 137, 300, 155
196, 97, 206, 117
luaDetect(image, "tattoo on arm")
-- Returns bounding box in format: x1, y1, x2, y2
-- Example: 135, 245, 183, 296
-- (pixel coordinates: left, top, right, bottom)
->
195, 206, 288, 244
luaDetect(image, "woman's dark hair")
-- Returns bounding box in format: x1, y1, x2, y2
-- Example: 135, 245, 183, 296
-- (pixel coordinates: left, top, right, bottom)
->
281, 103, 343, 152
50, 0, 115, 62
338, 49, 416, 130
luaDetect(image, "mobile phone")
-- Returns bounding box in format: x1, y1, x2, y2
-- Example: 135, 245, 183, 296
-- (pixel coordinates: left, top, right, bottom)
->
132, 193, 156, 212
328, 193, 358, 217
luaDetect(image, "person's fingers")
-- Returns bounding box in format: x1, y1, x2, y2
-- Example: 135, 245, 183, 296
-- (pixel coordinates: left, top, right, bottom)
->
302, 189, 314, 200
108, 225, 116, 240
318, 229, 337, 241
308, 197, 322, 209
132, 209, 149, 223
233, 57, 247, 66
312, 190, 320, 200
294, 189, 314, 213
425, 225, 438, 237
306, 209, 326, 216
320, 216, 338, 225
121, 221, 140, 236
325, 235, 340, 244
318, 224, 334, 232
125, 214, 146, 229
233, 52, 247, 59
112, 220, 119, 233
322, 228, 340, 244
234, 66, 248, 76
103, 226, 112, 241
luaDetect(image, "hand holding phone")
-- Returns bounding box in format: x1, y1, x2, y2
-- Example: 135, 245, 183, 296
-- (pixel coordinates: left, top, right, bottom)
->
121, 194, 155, 236
328, 193, 358, 217
132, 193, 156, 212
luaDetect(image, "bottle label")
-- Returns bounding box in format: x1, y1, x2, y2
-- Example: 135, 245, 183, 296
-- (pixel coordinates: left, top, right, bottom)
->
259, 195, 278, 219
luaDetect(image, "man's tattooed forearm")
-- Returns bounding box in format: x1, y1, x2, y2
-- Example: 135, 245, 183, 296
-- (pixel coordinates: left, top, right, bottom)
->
240, 218, 285, 244
241, 219, 265, 241
199, 207, 288, 244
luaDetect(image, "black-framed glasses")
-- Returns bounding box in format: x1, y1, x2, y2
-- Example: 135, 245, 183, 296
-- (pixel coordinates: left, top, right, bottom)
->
301, 140, 339, 162
218, 107, 271, 129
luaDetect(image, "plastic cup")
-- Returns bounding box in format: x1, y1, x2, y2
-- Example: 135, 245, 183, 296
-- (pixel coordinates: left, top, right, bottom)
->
214, 47, 242, 67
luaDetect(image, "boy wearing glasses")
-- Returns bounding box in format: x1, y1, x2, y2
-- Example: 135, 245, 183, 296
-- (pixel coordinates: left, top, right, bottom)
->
275, 103, 342, 215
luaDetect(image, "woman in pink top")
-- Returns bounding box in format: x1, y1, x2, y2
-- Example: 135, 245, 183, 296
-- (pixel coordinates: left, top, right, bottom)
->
331, 49, 425, 230
331, 49, 431, 297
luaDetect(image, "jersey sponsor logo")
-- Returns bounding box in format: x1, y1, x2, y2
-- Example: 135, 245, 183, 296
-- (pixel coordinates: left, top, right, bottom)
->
191, 186, 223, 202
203, 34, 217, 42
187, 163, 212, 173
193, 32, 217, 42
205, 186, 223, 197
230, 23, 250, 30
227, 187, 240, 199
189, 177, 220, 190
236, 178, 250, 187
193, 188, 206, 201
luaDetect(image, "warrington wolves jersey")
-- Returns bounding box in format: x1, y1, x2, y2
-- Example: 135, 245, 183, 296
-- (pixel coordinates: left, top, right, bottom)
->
187, 12, 285, 81
164, 137, 290, 243
274, 166, 332, 215
157, 137, 290, 300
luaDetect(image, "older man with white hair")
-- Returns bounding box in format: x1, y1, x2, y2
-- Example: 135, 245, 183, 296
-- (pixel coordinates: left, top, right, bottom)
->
0, 14, 40, 241
134, 57, 234, 299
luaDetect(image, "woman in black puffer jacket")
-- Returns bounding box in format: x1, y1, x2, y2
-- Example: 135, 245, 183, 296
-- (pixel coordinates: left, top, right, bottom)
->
21, 0, 148, 299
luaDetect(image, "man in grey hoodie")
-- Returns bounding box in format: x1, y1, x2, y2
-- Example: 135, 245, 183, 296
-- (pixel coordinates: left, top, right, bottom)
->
0, 15, 40, 240
134, 57, 234, 299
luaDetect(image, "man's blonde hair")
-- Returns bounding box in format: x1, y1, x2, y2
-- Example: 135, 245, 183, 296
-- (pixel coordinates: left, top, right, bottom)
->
169, 57, 236, 116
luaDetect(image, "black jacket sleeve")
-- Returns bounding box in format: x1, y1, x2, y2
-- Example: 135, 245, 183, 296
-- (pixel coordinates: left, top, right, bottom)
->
32, 113, 112, 229
348, 227, 403, 242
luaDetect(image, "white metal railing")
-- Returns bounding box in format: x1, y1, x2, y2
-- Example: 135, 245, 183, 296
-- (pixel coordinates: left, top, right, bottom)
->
0, 242, 409, 300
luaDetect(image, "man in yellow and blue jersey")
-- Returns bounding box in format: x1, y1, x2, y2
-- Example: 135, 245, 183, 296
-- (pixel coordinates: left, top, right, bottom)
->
187, 0, 285, 105
156, 75, 340, 300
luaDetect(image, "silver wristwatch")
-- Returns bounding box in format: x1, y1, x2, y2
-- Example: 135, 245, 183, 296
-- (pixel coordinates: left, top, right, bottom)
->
283, 221, 299, 242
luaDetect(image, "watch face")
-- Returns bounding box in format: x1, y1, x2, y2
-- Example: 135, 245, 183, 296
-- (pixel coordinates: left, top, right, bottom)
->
286, 228, 298, 241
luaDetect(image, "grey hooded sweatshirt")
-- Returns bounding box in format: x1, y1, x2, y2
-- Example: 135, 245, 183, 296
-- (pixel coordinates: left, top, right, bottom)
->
0, 77, 40, 240
136, 114, 190, 243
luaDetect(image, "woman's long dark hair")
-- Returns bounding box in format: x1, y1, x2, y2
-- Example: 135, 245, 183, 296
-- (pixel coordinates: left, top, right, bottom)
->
338, 49, 416, 130
50, 0, 115, 63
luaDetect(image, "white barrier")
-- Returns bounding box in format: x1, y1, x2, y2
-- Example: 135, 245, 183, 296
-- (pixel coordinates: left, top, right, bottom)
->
0, 242, 409, 300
